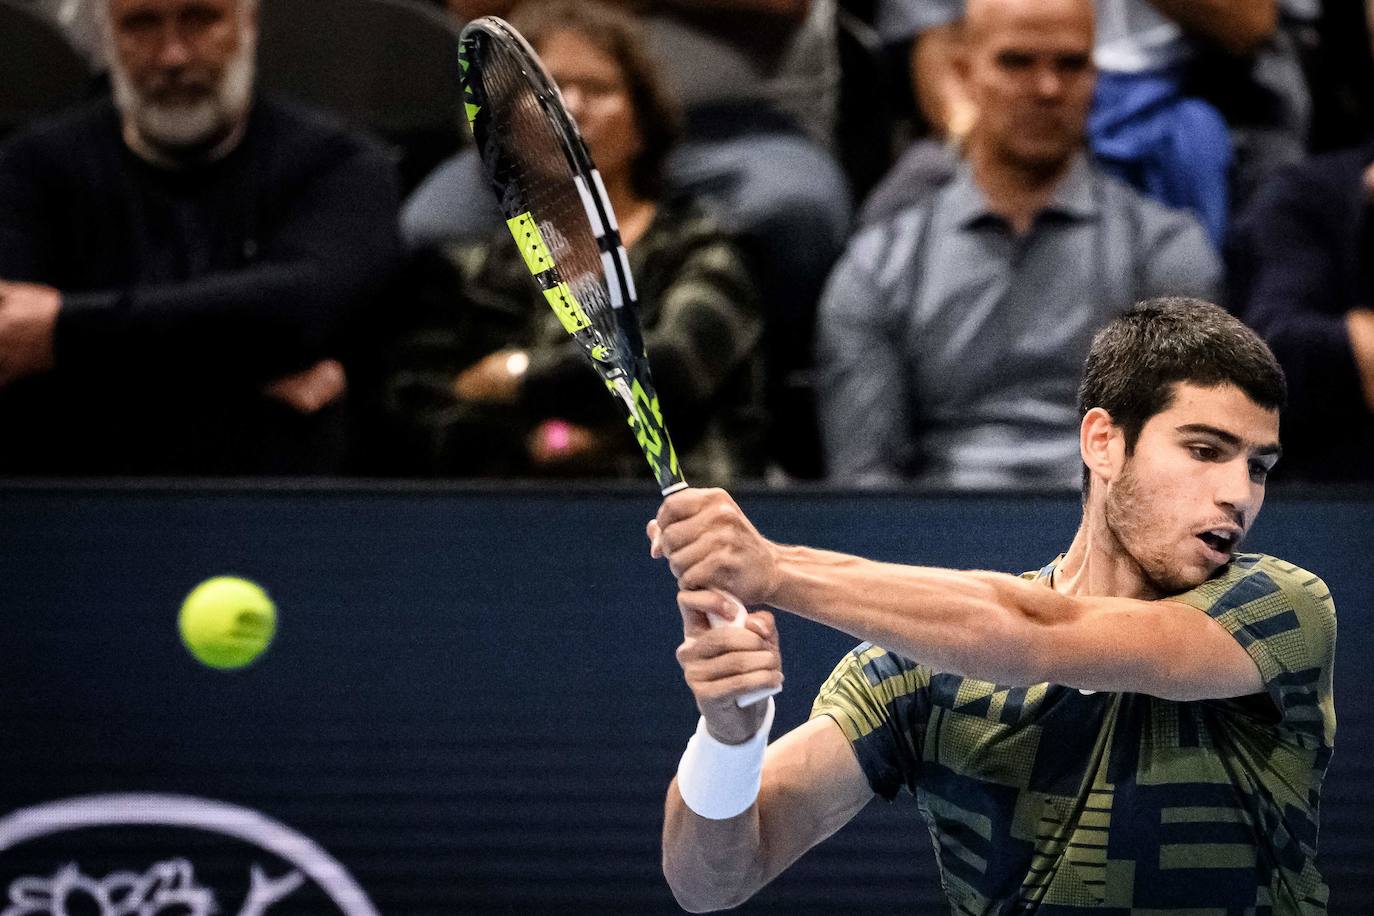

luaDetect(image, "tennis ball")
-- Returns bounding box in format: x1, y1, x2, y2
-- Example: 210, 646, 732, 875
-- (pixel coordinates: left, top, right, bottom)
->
178, 576, 276, 670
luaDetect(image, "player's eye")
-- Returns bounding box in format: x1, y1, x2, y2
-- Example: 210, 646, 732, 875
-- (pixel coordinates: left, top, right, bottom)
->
1188, 444, 1220, 462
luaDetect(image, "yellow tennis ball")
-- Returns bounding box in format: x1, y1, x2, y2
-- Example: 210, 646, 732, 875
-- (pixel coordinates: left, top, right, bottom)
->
178, 576, 277, 670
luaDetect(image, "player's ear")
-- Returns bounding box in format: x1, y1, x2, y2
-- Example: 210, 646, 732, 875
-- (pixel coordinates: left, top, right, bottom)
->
1080, 407, 1119, 486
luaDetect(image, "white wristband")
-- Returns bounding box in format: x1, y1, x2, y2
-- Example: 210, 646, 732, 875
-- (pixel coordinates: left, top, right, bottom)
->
675, 698, 776, 820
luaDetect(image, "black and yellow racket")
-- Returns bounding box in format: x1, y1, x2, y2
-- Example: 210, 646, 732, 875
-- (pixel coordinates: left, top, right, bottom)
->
459, 16, 776, 707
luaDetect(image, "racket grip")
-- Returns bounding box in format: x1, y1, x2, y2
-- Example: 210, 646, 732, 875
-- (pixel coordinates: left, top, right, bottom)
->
708, 592, 782, 708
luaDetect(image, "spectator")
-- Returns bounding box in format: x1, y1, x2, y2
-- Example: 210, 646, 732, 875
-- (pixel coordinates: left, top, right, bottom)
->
383, 0, 764, 482
410, 0, 849, 480
445, 0, 840, 148
857, 3, 969, 227
0, 0, 401, 475
1089, 0, 1294, 246
1228, 143, 1374, 483
817, 0, 1219, 491
880, 0, 1310, 245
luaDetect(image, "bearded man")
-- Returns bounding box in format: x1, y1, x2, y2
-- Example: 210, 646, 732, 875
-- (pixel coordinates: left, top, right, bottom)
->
0, 0, 400, 475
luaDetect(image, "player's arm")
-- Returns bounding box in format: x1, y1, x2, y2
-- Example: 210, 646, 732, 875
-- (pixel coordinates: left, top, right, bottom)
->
653, 490, 1263, 701
661, 595, 872, 912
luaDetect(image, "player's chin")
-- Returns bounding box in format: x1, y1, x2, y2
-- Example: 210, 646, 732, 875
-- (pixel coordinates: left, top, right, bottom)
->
1164, 547, 1225, 592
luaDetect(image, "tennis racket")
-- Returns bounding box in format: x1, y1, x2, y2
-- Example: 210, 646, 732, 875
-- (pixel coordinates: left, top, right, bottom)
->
459, 16, 776, 708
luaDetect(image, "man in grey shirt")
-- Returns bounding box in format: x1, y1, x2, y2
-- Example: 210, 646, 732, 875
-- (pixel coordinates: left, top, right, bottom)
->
817, 0, 1218, 491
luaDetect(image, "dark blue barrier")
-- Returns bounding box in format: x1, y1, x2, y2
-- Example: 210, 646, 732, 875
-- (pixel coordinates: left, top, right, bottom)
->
0, 485, 1370, 914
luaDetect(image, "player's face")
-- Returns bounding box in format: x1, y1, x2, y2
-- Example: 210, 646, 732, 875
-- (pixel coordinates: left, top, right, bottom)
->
539, 29, 643, 187
1104, 383, 1281, 594
962, 0, 1095, 172
107, 0, 255, 151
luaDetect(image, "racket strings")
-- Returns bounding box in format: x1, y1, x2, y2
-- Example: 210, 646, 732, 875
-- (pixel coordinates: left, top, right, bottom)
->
480, 47, 626, 359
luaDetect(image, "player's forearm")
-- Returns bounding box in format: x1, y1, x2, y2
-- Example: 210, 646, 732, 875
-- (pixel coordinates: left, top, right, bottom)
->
662, 784, 767, 912
769, 546, 1060, 684
1146, 0, 1276, 55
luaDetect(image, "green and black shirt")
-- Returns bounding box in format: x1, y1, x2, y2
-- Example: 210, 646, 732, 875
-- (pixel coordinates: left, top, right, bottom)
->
812, 553, 1336, 914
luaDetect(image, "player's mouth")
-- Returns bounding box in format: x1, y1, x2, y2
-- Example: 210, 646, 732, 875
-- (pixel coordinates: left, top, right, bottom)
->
1196, 527, 1241, 564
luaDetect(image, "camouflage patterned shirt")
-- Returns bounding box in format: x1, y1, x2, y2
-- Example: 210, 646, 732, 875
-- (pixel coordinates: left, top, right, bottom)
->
811, 553, 1336, 914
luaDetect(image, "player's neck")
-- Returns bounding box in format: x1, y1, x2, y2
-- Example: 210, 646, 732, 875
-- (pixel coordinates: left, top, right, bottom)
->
1054, 514, 1167, 601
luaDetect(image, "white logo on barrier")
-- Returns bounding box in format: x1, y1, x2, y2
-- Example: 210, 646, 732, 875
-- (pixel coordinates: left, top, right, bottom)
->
0, 794, 377, 916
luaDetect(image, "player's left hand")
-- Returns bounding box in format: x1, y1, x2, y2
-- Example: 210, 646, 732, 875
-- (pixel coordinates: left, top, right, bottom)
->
0, 281, 60, 387
649, 488, 783, 607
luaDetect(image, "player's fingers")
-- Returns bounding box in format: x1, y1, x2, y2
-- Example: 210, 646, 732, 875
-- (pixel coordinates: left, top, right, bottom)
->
657, 486, 737, 535
681, 604, 769, 648
657, 487, 709, 529
662, 533, 731, 586
677, 589, 738, 627
693, 669, 785, 707
677, 596, 714, 639
681, 648, 779, 683
646, 519, 663, 559
676, 626, 770, 665
743, 610, 777, 647
676, 591, 751, 640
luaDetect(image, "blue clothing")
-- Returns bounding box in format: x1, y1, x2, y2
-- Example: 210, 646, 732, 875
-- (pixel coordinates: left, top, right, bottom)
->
1088, 69, 1233, 248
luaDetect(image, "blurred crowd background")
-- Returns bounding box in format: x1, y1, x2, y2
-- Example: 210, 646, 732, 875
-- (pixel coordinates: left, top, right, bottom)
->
2, 0, 1372, 489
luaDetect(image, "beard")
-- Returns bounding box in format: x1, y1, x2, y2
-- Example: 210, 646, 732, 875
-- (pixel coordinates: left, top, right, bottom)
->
1103, 458, 1208, 596
110, 28, 256, 158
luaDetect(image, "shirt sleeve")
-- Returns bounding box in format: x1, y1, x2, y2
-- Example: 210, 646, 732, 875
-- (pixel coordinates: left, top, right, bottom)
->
810, 643, 934, 800
1171, 556, 1337, 749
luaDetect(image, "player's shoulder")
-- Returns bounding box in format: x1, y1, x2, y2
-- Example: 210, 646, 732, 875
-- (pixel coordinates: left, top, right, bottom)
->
818, 641, 935, 701
1171, 552, 1335, 622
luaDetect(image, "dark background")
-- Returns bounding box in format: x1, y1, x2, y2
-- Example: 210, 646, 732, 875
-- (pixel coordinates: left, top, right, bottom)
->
0, 484, 1369, 913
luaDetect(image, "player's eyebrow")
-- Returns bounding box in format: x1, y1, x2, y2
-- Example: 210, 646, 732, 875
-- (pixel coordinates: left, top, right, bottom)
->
1176, 423, 1282, 459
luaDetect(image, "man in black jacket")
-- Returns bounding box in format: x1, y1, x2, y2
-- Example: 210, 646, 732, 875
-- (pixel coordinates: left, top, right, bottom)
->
1228, 141, 1374, 483
0, 0, 401, 475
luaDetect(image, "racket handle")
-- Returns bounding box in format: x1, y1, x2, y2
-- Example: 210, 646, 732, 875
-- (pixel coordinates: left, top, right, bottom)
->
708, 592, 782, 708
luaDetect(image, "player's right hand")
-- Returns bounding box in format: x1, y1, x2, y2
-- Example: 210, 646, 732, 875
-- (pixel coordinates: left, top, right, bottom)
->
675, 591, 783, 744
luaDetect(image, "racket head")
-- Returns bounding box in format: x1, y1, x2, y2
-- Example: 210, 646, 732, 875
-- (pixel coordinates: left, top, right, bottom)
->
459, 16, 683, 492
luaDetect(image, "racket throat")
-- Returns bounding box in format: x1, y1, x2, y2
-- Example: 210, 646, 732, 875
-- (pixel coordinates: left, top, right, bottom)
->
608, 372, 638, 418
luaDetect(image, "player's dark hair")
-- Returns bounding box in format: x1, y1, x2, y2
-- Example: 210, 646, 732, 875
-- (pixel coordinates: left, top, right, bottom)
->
508, 0, 681, 201
1077, 297, 1287, 497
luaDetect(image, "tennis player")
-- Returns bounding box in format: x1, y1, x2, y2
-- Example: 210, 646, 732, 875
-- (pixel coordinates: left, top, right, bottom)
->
650, 298, 1335, 913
